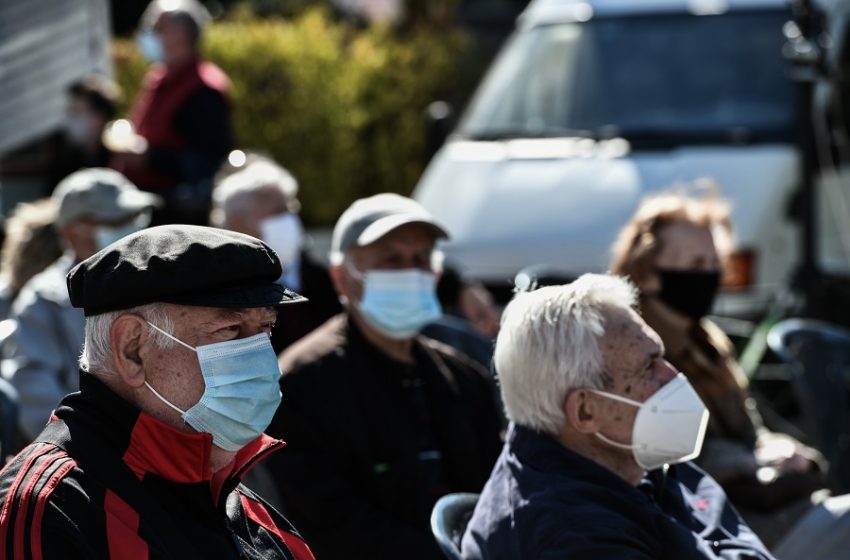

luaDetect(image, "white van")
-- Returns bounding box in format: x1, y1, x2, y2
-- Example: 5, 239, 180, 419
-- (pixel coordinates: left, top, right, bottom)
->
414, 0, 848, 316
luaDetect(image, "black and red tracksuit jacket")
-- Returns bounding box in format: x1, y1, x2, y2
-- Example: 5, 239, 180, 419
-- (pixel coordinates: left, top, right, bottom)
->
0, 372, 315, 560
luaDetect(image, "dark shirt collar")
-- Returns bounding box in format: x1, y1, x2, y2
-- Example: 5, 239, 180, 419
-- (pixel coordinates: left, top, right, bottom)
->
508, 423, 657, 503
345, 314, 423, 371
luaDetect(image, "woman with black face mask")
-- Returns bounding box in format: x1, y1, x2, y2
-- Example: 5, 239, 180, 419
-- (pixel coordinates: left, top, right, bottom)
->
610, 192, 841, 557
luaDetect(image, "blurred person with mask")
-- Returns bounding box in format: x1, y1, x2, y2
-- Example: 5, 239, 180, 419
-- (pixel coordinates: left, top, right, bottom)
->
610, 192, 850, 559
50, 75, 120, 188
462, 274, 774, 559
211, 155, 341, 354
111, 0, 232, 226
4, 168, 161, 443
422, 265, 500, 369
0, 199, 63, 320
0, 225, 315, 558
265, 193, 503, 560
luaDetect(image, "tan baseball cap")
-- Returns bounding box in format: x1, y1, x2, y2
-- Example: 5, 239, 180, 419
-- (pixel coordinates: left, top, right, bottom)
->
331, 193, 449, 258
53, 168, 162, 227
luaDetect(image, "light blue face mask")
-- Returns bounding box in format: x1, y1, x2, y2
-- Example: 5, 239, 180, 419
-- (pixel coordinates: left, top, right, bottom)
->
137, 30, 165, 63
350, 265, 443, 339
145, 322, 282, 452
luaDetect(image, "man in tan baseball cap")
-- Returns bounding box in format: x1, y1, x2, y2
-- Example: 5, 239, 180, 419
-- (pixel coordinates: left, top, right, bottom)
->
265, 193, 503, 560
5, 168, 161, 442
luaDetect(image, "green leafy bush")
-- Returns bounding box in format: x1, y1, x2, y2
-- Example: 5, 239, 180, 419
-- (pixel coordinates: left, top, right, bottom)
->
113, 9, 467, 225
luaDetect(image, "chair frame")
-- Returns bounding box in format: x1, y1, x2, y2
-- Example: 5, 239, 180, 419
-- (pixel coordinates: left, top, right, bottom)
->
767, 318, 850, 491
430, 492, 480, 560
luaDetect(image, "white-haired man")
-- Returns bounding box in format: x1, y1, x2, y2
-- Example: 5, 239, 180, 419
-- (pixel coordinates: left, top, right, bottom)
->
461, 273, 774, 559
265, 193, 503, 560
0, 225, 315, 559
211, 157, 341, 353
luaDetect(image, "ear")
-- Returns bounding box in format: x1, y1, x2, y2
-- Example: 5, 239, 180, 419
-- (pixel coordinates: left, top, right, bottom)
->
331, 261, 361, 302
564, 389, 603, 434
60, 222, 97, 261
109, 315, 148, 388
329, 263, 347, 297
58, 223, 83, 249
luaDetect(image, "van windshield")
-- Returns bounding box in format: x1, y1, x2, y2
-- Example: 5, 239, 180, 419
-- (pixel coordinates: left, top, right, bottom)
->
459, 11, 796, 146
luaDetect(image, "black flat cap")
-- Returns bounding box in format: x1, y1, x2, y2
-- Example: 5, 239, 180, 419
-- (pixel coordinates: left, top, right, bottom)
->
68, 225, 306, 316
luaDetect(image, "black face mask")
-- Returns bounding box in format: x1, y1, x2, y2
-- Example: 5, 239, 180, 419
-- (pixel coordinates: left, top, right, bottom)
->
656, 269, 721, 321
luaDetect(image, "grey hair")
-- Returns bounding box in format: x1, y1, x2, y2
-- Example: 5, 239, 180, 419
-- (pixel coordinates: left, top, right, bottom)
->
210, 160, 298, 228
80, 303, 175, 375
494, 273, 638, 435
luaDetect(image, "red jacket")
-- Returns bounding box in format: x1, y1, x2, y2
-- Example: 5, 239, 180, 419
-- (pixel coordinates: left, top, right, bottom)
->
0, 373, 314, 560
123, 57, 231, 192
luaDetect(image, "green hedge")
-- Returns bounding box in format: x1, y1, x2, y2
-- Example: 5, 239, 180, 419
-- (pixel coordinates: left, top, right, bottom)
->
113, 9, 467, 225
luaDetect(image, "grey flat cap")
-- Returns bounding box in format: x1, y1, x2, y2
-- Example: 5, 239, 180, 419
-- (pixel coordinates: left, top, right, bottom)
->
331, 193, 449, 257
53, 168, 162, 227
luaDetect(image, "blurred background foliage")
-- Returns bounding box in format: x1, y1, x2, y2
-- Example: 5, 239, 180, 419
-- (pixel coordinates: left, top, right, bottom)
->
113, 5, 469, 225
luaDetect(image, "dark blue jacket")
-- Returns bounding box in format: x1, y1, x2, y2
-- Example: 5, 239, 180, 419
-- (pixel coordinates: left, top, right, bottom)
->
461, 424, 775, 560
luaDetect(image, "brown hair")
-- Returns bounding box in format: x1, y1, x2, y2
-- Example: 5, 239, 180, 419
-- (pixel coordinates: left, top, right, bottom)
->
0, 198, 63, 295
610, 186, 732, 286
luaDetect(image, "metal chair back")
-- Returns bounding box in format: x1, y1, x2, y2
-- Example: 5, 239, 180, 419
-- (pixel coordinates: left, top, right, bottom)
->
767, 318, 850, 490
430, 492, 480, 560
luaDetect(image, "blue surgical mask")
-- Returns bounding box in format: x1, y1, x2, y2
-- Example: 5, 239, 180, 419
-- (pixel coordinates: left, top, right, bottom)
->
137, 30, 164, 63
144, 322, 282, 452
350, 264, 443, 339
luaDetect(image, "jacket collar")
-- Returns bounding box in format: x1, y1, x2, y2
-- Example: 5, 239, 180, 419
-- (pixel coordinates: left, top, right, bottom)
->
343, 313, 462, 388
507, 423, 662, 502
344, 312, 436, 366
59, 373, 284, 487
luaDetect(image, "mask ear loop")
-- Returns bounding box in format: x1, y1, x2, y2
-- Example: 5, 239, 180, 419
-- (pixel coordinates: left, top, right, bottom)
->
588, 389, 643, 408
146, 321, 196, 351
588, 389, 643, 450
144, 380, 187, 416
142, 321, 195, 416
595, 431, 636, 450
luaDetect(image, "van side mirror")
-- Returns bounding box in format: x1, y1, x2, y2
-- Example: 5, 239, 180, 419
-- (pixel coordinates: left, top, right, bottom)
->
424, 100, 454, 163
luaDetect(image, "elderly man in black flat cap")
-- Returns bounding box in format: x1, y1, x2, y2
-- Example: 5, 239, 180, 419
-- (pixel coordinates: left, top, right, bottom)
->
0, 225, 316, 560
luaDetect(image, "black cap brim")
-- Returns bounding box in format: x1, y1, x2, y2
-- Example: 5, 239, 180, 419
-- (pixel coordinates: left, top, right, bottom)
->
162, 281, 307, 310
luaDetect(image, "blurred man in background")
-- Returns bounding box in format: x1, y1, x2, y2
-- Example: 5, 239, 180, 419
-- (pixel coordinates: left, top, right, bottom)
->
211, 155, 341, 353
4, 168, 160, 443
112, 0, 232, 225
266, 193, 503, 560
50, 75, 120, 188
610, 192, 850, 559
423, 265, 500, 370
